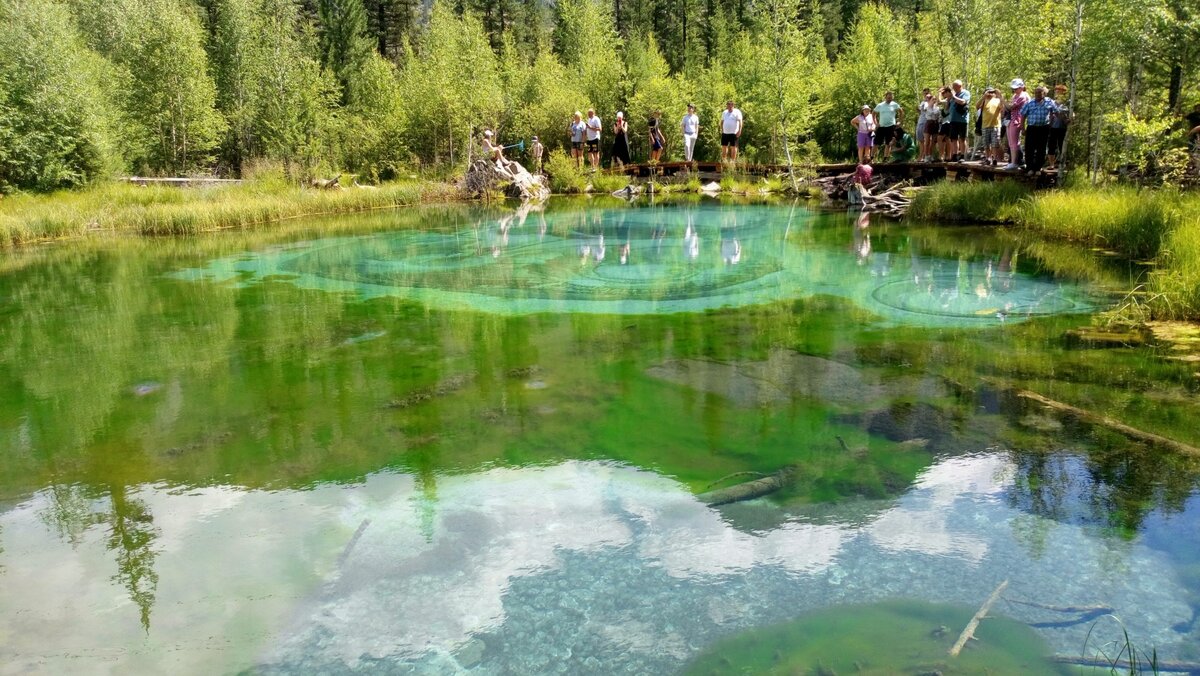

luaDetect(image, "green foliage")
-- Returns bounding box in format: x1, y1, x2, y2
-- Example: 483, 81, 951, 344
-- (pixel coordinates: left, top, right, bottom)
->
398, 1, 503, 165
588, 172, 631, 193
817, 3, 915, 159
1, 0, 1197, 185
318, 0, 375, 102
502, 51, 586, 158
0, 0, 123, 191
544, 151, 586, 193
337, 53, 408, 179
209, 0, 337, 173
555, 0, 623, 122
1155, 218, 1200, 318
74, 0, 227, 174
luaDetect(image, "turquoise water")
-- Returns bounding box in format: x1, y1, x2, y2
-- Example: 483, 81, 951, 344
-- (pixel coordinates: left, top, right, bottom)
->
176, 204, 1101, 324
1, 199, 1198, 674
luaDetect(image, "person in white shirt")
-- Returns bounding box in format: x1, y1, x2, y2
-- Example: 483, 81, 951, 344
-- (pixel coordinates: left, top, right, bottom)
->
585, 108, 602, 170
681, 104, 700, 163
721, 100, 743, 162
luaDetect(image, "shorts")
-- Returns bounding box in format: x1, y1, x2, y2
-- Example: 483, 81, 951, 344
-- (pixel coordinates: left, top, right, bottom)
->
982, 127, 1001, 147
721, 132, 738, 147
876, 125, 896, 144
1048, 127, 1067, 155
572, 141, 583, 151
586, 139, 599, 151
948, 121, 967, 140
857, 131, 874, 148
924, 120, 940, 136
939, 122, 951, 136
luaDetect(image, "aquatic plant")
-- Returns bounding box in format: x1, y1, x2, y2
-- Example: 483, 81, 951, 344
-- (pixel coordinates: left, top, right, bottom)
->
1076, 615, 1161, 675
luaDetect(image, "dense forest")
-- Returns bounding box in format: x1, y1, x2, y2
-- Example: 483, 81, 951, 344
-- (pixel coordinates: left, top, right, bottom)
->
1, 0, 1198, 191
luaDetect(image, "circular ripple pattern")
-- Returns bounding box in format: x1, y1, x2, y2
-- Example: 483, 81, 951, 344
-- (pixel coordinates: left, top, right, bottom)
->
176, 205, 1106, 325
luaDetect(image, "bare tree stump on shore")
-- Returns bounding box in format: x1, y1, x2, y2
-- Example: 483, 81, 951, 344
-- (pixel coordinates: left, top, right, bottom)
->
463, 158, 549, 201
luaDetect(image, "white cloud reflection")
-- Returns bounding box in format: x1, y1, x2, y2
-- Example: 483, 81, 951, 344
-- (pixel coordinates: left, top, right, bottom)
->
2, 453, 1184, 675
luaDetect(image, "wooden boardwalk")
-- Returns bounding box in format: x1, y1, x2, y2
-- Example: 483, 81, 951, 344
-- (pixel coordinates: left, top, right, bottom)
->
614, 160, 1058, 186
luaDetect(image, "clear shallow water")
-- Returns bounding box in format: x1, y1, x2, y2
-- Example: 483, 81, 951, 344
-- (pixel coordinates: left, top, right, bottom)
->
1, 199, 1199, 674
176, 204, 1102, 325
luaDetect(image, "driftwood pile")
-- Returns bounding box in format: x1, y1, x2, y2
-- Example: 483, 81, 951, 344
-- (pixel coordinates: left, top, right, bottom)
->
860, 181, 925, 218
810, 172, 924, 217
463, 158, 549, 201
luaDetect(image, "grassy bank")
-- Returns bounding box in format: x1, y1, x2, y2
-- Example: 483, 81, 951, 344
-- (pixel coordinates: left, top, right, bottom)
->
909, 180, 1200, 319
0, 178, 460, 248
908, 181, 1032, 223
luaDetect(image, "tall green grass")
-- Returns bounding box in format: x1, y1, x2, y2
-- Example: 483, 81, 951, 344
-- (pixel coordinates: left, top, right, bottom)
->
0, 179, 451, 247
1153, 220, 1200, 318
907, 181, 1032, 223
1017, 187, 1186, 260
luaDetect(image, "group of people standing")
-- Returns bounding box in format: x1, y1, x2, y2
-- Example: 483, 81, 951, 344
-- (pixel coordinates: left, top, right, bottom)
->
854, 79, 1072, 175
564, 101, 745, 170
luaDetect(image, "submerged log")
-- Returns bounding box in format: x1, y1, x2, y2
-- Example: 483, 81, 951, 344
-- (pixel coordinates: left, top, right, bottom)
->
1048, 655, 1200, 674
1006, 599, 1114, 615
1016, 389, 1200, 457
696, 466, 798, 506
949, 579, 1008, 657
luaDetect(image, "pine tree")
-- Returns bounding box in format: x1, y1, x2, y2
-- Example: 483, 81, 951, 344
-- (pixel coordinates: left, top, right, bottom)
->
318, 0, 376, 102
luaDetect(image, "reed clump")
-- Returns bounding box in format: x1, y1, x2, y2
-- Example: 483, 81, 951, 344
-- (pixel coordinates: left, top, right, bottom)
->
1016, 186, 1185, 260
907, 180, 1031, 223
0, 178, 443, 247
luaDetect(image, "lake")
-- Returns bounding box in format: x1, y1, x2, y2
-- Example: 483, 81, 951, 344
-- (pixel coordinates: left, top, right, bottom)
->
1, 199, 1198, 674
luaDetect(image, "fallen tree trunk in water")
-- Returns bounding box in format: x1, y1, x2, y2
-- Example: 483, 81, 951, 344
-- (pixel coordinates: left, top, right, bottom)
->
1048, 655, 1200, 674
1016, 389, 1200, 457
949, 579, 1008, 657
697, 466, 798, 506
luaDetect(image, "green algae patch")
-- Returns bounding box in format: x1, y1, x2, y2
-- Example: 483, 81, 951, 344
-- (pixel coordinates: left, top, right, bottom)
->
684, 600, 1067, 676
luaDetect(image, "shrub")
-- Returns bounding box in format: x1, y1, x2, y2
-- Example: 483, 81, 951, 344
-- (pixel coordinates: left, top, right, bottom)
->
545, 151, 586, 193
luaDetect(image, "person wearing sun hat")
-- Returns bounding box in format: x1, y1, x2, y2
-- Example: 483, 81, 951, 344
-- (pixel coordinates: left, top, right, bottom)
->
529, 135, 544, 174
852, 104, 877, 164
1004, 78, 1030, 170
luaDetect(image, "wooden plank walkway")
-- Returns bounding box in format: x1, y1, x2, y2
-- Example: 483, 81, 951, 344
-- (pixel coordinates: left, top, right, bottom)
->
614, 160, 1058, 186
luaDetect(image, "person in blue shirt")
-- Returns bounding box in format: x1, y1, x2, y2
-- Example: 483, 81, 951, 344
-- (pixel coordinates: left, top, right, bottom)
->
946, 80, 972, 161
1020, 86, 1059, 174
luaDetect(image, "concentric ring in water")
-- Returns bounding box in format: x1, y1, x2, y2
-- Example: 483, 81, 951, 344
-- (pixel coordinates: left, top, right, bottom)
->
174, 204, 1106, 325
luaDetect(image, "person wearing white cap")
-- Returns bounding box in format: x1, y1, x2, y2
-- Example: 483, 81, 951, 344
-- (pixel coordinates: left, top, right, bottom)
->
1004, 78, 1030, 170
